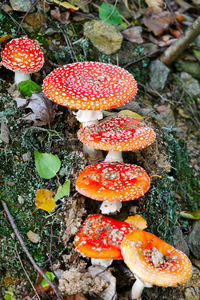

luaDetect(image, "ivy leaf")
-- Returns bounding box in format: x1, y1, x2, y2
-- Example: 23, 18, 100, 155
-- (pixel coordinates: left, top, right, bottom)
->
41, 272, 56, 288
193, 49, 200, 58
98, 3, 122, 25
35, 189, 56, 212
4, 291, 16, 300
54, 180, 70, 201
35, 151, 61, 179
18, 80, 42, 97
180, 210, 200, 220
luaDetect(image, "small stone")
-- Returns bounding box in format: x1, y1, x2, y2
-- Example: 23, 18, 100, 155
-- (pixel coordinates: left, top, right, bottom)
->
27, 230, 40, 244
84, 20, 123, 55
176, 61, 200, 80
24, 13, 46, 33
155, 105, 176, 128
0, 119, 9, 144
17, 195, 24, 204
173, 226, 190, 257
10, 0, 32, 12
22, 151, 31, 162
149, 59, 170, 91
180, 72, 200, 96
185, 287, 200, 300
188, 221, 200, 259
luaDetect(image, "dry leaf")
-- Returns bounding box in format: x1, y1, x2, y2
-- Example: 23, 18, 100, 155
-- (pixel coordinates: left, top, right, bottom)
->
145, 0, 163, 11
125, 214, 147, 230
122, 26, 144, 44
143, 10, 174, 36
35, 189, 56, 212
14, 92, 58, 126
27, 230, 40, 243
118, 110, 144, 120
51, 7, 70, 24
53, 0, 79, 11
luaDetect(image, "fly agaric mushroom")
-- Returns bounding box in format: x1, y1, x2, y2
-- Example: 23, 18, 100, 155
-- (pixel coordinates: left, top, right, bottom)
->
1, 38, 44, 84
120, 230, 192, 299
74, 214, 135, 267
78, 116, 156, 162
76, 162, 150, 214
42, 62, 137, 126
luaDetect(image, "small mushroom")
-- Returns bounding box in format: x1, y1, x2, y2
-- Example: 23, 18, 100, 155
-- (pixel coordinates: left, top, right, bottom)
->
120, 230, 193, 299
76, 162, 150, 214
1, 38, 44, 84
78, 116, 156, 162
74, 214, 135, 267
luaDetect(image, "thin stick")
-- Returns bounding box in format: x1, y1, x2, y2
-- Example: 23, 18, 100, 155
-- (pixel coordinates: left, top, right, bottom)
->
15, 246, 41, 300
2, 200, 61, 300
161, 16, 200, 65
123, 48, 164, 68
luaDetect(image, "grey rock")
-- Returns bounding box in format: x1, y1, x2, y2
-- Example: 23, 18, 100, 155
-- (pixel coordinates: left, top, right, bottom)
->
188, 221, 200, 259
180, 72, 200, 96
195, 34, 200, 47
142, 42, 158, 55
149, 59, 170, 91
10, 0, 32, 12
176, 60, 200, 79
173, 226, 190, 257
84, 20, 123, 55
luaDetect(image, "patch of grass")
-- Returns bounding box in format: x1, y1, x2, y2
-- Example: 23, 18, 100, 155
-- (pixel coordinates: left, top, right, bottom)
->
143, 129, 199, 243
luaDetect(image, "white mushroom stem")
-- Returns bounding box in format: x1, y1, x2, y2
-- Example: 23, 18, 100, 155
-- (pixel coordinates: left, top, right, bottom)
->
75, 110, 103, 126
15, 72, 30, 84
100, 201, 122, 215
131, 276, 152, 299
104, 151, 123, 162
91, 258, 113, 268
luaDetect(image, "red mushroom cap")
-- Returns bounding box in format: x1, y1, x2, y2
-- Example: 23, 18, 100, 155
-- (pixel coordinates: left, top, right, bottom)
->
1, 38, 44, 73
74, 214, 135, 259
78, 116, 156, 151
42, 62, 137, 110
76, 162, 150, 202
121, 230, 192, 286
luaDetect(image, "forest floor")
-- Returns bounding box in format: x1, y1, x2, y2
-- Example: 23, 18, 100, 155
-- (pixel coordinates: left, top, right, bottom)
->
0, 0, 200, 299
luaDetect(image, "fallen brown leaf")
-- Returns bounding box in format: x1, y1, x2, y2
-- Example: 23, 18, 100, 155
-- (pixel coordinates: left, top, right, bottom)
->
14, 92, 58, 126
51, 7, 70, 24
122, 26, 144, 44
27, 230, 40, 243
143, 9, 174, 36
145, 0, 163, 11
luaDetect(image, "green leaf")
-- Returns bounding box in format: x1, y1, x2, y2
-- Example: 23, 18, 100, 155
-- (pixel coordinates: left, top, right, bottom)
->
5, 291, 16, 300
35, 151, 61, 179
118, 22, 128, 31
180, 210, 200, 220
18, 80, 42, 97
98, 3, 122, 25
193, 49, 200, 58
54, 180, 70, 201
41, 272, 55, 288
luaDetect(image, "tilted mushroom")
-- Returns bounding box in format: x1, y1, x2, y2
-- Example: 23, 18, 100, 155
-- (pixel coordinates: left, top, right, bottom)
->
74, 214, 135, 267
78, 116, 156, 162
120, 230, 192, 299
1, 38, 44, 84
76, 162, 150, 214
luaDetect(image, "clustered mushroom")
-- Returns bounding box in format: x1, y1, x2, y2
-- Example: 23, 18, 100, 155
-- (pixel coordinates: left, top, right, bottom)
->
1, 41, 192, 298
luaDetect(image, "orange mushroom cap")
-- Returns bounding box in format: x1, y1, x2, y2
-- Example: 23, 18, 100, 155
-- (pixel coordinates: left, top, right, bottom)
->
78, 116, 156, 151
42, 62, 137, 110
1, 38, 44, 73
76, 162, 150, 202
74, 214, 135, 259
121, 230, 192, 287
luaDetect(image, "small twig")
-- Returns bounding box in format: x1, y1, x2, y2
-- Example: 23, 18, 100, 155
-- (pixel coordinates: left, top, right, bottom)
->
2, 200, 61, 300
161, 16, 200, 65
122, 48, 164, 68
15, 246, 41, 300
15, 0, 41, 36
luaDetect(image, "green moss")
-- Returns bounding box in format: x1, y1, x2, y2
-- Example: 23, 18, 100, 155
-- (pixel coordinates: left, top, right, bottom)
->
144, 129, 199, 244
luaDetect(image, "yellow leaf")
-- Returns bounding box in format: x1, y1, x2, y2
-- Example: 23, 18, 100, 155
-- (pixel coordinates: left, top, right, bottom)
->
53, 0, 79, 11
35, 189, 56, 212
177, 107, 190, 119
118, 110, 144, 120
125, 214, 147, 230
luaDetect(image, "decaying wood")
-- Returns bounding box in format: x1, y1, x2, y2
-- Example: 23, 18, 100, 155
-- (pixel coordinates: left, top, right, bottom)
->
161, 17, 200, 65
